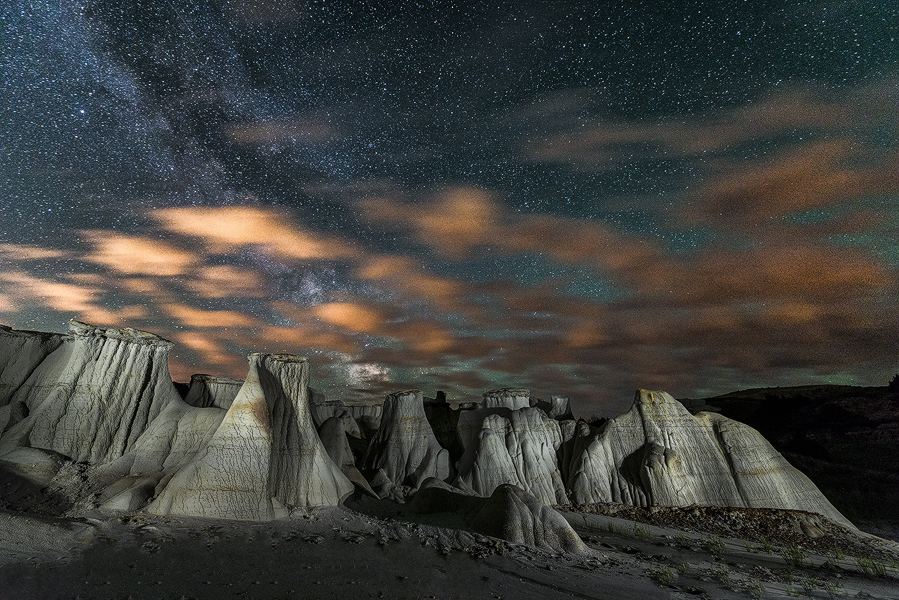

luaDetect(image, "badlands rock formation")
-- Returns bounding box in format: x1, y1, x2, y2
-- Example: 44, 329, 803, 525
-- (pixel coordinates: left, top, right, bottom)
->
0, 321, 179, 468
0, 321, 854, 535
148, 353, 353, 520
566, 389, 852, 528
362, 389, 450, 488
455, 406, 568, 505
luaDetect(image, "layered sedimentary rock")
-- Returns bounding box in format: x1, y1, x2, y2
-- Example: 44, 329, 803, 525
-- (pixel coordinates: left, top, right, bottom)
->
182, 375, 243, 409
455, 406, 568, 505
363, 390, 450, 489
148, 353, 352, 520
0, 321, 180, 465
567, 389, 852, 527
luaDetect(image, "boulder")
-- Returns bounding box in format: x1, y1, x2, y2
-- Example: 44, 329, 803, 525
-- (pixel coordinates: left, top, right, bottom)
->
148, 353, 352, 520
362, 390, 450, 489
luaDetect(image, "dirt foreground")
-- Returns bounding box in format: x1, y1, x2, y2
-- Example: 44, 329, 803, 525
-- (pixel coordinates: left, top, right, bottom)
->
1, 501, 898, 600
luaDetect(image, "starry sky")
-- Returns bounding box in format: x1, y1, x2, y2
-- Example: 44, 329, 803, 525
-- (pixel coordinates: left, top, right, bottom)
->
2, 1, 898, 415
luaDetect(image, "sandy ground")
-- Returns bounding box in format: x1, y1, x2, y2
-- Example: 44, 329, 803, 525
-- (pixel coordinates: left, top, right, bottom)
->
1, 501, 898, 600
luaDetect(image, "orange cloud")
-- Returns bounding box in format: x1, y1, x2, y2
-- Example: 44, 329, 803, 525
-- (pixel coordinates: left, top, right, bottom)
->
314, 302, 386, 334
82, 232, 198, 276
183, 265, 268, 299
355, 256, 468, 311
0, 244, 70, 260
165, 304, 262, 328
360, 188, 500, 259
153, 207, 357, 261
688, 141, 898, 226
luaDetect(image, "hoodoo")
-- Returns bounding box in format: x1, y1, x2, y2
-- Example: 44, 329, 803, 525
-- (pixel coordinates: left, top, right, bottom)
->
362, 389, 450, 489
455, 406, 568, 505
0, 321, 180, 466
148, 353, 352, 520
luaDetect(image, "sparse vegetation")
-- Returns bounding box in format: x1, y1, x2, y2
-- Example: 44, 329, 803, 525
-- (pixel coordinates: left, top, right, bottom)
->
855, 556, 886, 577
646, 564, 678, 586
710, 563, 731, 585
761, 537, 776, 553
702, 535, 724, 557
742, 578, 766, 599
780, 545, 805, 568
633, 523, 651, 541
676, 562, 689, 575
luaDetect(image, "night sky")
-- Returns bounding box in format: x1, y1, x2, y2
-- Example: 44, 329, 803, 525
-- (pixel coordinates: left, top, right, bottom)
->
2, 1, 898, 415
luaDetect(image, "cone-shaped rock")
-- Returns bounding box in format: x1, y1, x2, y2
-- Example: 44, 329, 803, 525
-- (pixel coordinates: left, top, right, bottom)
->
455, 407, 568, 505
363, 389, 449, 489
148, 353, 352, 520
471, 484, 588, 554
567, 389, 852, 527
0, 321, 179, 465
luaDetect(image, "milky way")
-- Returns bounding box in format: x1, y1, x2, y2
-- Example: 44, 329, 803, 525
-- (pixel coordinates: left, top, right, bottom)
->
2, 1, 898, 414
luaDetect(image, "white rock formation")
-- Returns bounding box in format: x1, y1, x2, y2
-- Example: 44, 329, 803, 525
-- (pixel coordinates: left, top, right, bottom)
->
567, 389, 852, 527
455, 406, 568, 505
148, 353, 352, 520
319, 415, 376, 497
0, 321, 180, 465
182, 374, 243, 409
470, 484, 588, 554
456, 388, 531, 452
363, 389, 450, 489
0, 326, 64, 410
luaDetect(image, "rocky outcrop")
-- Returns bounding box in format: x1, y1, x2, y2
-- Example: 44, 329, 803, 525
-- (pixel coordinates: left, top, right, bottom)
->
567, 390, 852, 528
148, 353, 352, 520
457, 388, 532, 452
183, 374, 243, 409
455, 406, 568, 505
0, 326, 64, 411
471, 484, 588, 554
0, 321, 180, 465
319, 414, 376, 497
363, 390, 450, 489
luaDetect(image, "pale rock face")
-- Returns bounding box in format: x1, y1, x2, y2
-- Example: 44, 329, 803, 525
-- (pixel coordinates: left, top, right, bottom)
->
567, 390, 853, 528
470, 484, 588, 554
696, 411, 851, 527
455, 407, 568, 505
457, 388, 532, 453
182, 375, 243, 409
0, 326, 64, 410
0, 321, 180, 465
319, 415, 376, 497
363, 389, 450, 489
346, 403, 383, 433
148, 354, 353, 520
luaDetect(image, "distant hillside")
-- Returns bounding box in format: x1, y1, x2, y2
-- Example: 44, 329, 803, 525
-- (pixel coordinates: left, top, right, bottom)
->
680, 384, 899, 532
